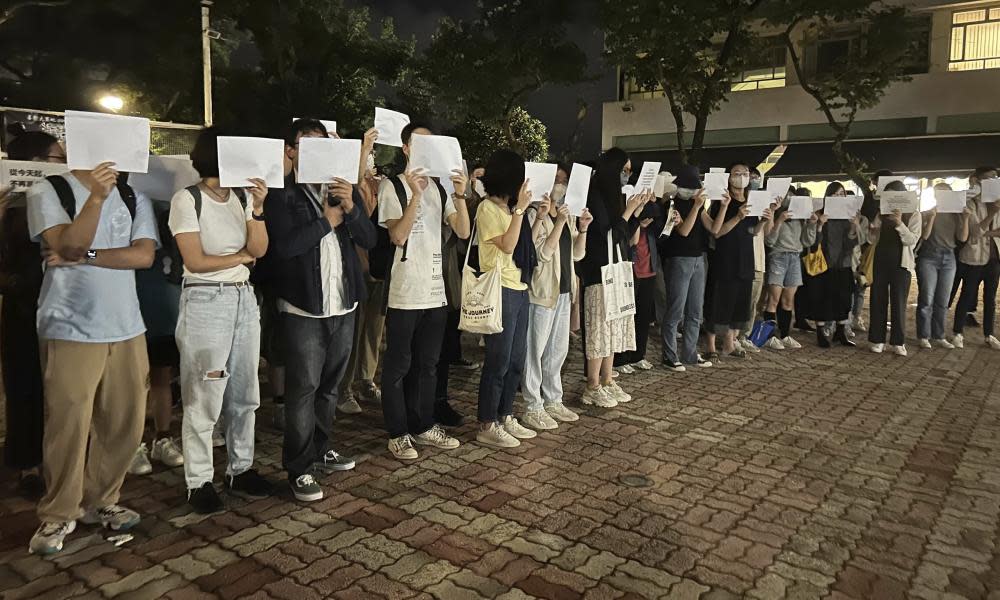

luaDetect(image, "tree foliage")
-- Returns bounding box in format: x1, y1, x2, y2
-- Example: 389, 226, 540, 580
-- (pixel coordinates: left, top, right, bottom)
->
450, 107, 549, 167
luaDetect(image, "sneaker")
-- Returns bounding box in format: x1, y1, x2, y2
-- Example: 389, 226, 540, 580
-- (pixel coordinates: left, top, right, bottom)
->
739, 338, 760, 353
476, 423, 521, 449
634, 360, 654, 370
870, 343, 885, 354
919, 338, 932, 349
934, 338, 956, 349
844, 323, 857, 340
29, 521, 76, 555
502, 415, 537, 439
317, 449, 357, 472
188, 482, 224, 514
663, 361, 686, 372
290, 474, 323, 502
582, 385, 617, 408
357, 380, 381, 403
80, 504, 140, 531
434, 399, 464, 428
545, 403, 579, 423
952, 334, 965, 349
853, 316, 868, 332
338, 396, 362, 415
414, 425, 461, 449
610, 370, 620, 379
765, 337, 785, 350
128, 444, 153, 475
388, 435, 418, 460
151, 437, 184, 467
225, 469, 273, 498
450, 358, 481, 370
522, 410, 558, 431
892, 345, 908, 357
703, 351, 721, 362
619, 364, 636, 375
781, 336, 802, 349
603, 381, 632, 404
696, 355, 713, 368
987, 336, 1000, 350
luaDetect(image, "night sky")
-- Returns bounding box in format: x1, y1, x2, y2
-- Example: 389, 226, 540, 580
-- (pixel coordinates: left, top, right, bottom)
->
363, 0, 615, 161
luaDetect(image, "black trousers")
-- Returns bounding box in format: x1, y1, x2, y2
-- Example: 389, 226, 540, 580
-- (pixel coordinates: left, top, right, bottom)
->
435, 308, 462, 402
1, 296, 43, 470
869, 264, 911, 346
811, 267, 856, 323
953, 257, 1000, 337
381, 307, 447, 439
615, 277, 655, 365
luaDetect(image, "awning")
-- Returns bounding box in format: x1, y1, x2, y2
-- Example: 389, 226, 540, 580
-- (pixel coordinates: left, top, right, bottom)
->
768, 135, 1000, 179
628, 144, 779, 175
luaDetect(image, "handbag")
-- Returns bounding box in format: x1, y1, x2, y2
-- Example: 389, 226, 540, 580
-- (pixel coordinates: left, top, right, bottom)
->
859, 243, 875, 285
748, 320, 776, 347
803, 244, 828, 277
458, 222, 504, 334
601, 231, 636, 322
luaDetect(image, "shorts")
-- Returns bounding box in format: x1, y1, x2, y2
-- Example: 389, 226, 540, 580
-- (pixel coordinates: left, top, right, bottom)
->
146, 335, 180, 368
766, 251, 803, 288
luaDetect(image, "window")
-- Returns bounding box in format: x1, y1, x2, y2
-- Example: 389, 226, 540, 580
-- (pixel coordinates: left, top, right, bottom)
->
622, 77, 665, 101
949, 6, 1000, 71
731, 43, 787, 92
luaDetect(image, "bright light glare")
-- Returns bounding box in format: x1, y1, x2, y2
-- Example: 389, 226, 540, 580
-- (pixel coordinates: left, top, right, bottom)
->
99, 95, 124, 112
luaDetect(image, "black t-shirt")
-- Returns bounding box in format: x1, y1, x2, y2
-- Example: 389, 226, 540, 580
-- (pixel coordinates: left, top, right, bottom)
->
661, 197, 707, 258
709, 200, 758, 281
559, 226, 572, 294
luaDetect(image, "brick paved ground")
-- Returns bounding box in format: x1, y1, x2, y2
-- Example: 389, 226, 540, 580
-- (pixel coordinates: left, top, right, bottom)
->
2, 307, 1000, 599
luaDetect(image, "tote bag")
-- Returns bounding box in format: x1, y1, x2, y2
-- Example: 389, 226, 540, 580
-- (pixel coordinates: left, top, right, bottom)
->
601, 231, 636, 322
458, 222, 504, 334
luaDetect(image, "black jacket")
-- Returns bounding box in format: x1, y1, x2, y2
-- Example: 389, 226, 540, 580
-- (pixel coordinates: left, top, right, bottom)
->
264, 177, 376, 316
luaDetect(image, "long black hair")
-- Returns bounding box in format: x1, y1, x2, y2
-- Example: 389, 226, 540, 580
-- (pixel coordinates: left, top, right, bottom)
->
593, 147, 629, 217
481, 149, 525, 209
6, 124, 59, 161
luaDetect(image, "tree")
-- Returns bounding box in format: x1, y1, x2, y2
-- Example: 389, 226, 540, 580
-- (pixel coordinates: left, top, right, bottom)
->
451, 107, 549, 167
601, 0, 765, 165
766, 2, 918, 190
411, 0, 588, 155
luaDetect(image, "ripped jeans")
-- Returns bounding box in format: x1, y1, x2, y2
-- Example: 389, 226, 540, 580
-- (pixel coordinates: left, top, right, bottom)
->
177, 283, 261, 490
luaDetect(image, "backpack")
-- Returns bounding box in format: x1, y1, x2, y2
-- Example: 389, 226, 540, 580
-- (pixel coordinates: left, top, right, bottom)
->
46, 174, 136, 221
369, 175, 447, 287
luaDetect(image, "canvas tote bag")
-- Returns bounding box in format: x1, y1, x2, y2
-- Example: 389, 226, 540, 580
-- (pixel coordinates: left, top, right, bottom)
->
601, 231, 636, 322
458, 222, 504, 334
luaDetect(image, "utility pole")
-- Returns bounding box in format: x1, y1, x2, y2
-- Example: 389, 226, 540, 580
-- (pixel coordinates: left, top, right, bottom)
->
201, 0, 214, 126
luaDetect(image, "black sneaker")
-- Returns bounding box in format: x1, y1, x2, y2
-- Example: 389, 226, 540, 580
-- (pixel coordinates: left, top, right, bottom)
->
188, 482, 224, 514
314, 450, 356, 474
662, 361, 686, 372
434, 399, 464, 428
225, 469, 273, 498
449, 358, 481, 370
290, 474, 323, 502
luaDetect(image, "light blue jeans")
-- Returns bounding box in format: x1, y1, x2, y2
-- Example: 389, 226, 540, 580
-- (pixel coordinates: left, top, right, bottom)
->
522, 293, 571, 413
661, 255, 706, 365
916, 248, 957, 341
177, 284, 261, 489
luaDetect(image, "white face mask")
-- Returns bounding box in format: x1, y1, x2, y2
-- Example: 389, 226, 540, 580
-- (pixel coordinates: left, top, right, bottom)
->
733, 174, 749, 189
675, 188, 697, 201
551, 183, 567, 203
473, 180, 486, 197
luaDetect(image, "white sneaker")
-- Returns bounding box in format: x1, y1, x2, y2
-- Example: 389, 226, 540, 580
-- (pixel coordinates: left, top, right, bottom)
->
765, 337, 785, 350
413, 425, 460, 449
545, 403, 579, 422
522, 410, 558, 430
476, 423, 520, 449
80, 504, 140, 531
781, 336, 802, 349
338, 396, 362, 415
918, 339, 932, 349
128, 444, 153, 475
853, 316, 868, 332
582, 386, 617, 408
619, 364, 635, 375
952, 334, 965, 349
634, 360, 654, 370
696, 356, 713, 368
610, 370, 620, 379
151, 437, 184, 467
987, 336, 1000, 350
603, 381, 632, 404
388, 435, 419, 460
892, 345, 908, 357
739, 337, 760, 353
502, 415, 537, 439
664, 361, 686, 372
934, 338, 956, 349
29, 521, 76, 555
870, 343, 885, 354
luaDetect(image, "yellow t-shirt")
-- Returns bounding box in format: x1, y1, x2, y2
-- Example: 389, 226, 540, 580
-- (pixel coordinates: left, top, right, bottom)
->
476, 200, 526, 290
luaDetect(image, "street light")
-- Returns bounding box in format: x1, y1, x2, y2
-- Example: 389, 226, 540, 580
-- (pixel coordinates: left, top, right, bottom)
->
98, 94, 124, 112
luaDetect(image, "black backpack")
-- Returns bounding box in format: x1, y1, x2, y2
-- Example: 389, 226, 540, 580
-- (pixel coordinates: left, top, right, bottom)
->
158, 185, 249, 284
368, 175, 447, 282
46, 174, 137, 221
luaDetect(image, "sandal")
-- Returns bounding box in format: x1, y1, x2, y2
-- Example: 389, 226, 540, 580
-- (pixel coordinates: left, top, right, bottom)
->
728, 349, 748, 359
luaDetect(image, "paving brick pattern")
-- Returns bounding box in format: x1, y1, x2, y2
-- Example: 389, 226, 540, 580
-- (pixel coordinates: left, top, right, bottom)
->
2, 318, 1000, 599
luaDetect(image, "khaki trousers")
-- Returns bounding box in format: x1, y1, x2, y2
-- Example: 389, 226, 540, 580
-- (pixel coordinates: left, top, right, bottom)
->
339, 278, 386, 396
38, 335, 149, 522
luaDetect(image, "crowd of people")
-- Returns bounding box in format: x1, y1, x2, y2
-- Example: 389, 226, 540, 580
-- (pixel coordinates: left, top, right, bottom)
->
1, 118, 999, 557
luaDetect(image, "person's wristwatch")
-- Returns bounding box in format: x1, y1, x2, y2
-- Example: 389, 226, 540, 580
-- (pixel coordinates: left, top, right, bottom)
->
85, 249, 98, 264
251, 211, 266, 221
514, 207, 526, 216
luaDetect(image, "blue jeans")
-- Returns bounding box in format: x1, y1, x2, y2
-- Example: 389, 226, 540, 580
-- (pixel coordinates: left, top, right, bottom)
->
281, 311, 355, 478
522, 293, 571, 413
916, 249, 957, 341
661, 255, 706, 365
478, 287, 529, 423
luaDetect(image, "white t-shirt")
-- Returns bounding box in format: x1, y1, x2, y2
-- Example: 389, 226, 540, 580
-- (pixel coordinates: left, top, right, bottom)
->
378, 176, 456, 310
168, 187, 254, 283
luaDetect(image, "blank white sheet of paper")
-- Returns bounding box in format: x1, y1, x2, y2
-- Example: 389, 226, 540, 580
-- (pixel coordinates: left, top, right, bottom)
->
524, 162, 558, 202
129, 155, 200, 201
765, 177, 792, 200
297, 137, 362, 184
981, 178, 1000, 203
374, 107, 410, 148
408, 135, 463, 180
788, 196, 814, 220
65, 110, 150, 173
935, 189, 967, 213
704, 172, 729, 201
565, 163, 592, 217
824, 197, 860, 220
293, 117, 337, 135
747, 190, 772, 217
217, 137, 285, 189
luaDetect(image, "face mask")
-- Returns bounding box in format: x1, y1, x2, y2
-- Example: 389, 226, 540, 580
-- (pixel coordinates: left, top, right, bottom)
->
620, 172, 629, 187
551, 183, 567, 204
732, 174, 749, 189
473, 180, 486, 197
748, 179, 761, 191
675, 188, 697, 201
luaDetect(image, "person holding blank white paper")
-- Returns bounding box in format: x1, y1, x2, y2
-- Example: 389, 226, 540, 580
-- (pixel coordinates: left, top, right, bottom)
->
167, 127, 273, 514
762, 187, 817, 350
952, 172, 1000, 350
808, 182, 859, 348
868, 180, 921, 356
